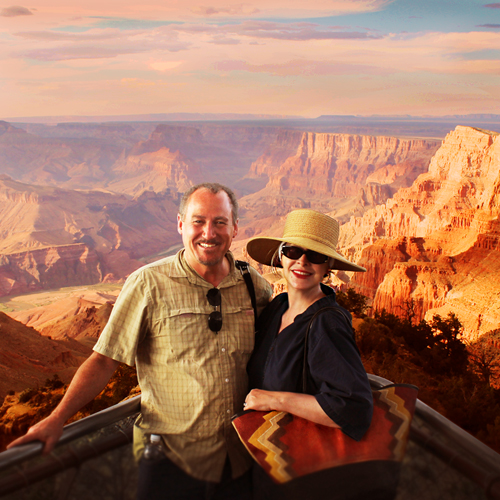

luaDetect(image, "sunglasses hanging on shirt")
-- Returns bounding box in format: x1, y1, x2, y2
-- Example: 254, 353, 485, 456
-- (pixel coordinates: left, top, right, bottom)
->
281, 245, 329, 265
207, 288, 222, 334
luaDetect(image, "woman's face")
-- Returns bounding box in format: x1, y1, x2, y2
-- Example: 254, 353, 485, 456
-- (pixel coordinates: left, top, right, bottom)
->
280, 244, 330, 292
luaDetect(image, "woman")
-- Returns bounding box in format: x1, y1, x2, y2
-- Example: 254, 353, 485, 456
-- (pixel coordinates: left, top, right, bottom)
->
244, 209, 373, 499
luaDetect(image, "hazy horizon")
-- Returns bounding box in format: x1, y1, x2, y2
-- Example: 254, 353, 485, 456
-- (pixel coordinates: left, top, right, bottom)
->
1, 0, 500, 119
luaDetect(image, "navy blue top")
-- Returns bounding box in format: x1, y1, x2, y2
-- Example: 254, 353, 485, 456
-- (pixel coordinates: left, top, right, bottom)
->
247, 284, 373, 441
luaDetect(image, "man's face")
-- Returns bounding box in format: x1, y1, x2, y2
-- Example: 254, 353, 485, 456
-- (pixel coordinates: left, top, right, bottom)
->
178, 188, 238, 270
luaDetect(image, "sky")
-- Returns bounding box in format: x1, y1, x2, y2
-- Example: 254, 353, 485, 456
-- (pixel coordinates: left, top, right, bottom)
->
1, 0, 500, 119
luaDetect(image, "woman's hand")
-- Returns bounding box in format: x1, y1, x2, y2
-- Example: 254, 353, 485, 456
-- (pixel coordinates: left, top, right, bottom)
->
244, 389, 280, 412
244, 389, 341, 428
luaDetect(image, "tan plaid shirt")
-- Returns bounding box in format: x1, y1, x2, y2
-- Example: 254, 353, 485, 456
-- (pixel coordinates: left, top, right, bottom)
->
93, 250, 272, 482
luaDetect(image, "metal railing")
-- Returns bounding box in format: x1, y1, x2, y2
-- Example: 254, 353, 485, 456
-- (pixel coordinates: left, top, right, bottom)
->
1, 376, 499, 499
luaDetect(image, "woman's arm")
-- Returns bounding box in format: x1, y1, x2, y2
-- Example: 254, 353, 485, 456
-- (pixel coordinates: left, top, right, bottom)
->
244, 388, 340, 428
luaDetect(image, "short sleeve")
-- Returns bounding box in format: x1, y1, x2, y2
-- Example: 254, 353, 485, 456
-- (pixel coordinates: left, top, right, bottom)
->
308, 308, 373, 441
93, 271, 150, 366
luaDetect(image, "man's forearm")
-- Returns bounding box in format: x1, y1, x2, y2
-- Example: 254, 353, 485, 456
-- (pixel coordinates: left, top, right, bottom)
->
7, 352, 120, 453
50, 351, 120, 423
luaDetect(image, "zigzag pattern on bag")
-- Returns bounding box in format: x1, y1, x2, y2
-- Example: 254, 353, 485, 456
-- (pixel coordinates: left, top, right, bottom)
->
232, 384, 418, 485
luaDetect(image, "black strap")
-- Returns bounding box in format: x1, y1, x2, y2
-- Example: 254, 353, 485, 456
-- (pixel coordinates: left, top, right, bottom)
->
235, 260, 257, 324
302, 306, 353, 393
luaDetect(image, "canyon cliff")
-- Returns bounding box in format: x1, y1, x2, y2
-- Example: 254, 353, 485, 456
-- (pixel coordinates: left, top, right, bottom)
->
240, 130, 439, 221
234, 130, 440, 257
0, 121, 280, 195
0, 311, 91, 399
337, 126, 500, 340
0, 176, 180, 296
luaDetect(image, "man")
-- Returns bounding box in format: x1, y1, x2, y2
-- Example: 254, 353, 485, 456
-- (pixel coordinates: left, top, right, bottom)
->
8, 183, 272, 500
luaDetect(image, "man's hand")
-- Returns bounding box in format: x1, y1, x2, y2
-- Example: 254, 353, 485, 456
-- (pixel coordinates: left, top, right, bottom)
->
7, 414, 66, 455
6, 352, 119, 455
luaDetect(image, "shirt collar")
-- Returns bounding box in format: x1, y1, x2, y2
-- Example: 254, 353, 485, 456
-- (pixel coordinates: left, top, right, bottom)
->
169, 249, 242, 288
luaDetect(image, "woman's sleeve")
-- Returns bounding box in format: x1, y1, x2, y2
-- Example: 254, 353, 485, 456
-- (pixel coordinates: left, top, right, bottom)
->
308, 308, 373, 441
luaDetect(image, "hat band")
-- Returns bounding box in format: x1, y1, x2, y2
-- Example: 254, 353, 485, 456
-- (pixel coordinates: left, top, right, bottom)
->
282, 231, 338, 251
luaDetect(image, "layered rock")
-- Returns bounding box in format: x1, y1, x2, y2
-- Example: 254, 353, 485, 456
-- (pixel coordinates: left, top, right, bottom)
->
247, 130, 440, 201
233, 131, 439, 258
109, 147, 202, 195
0, 121, 278, 195
0, 176, 181, 296
109, 123, 279, 195
338, 126, 500, 340
0, 311, 91, 399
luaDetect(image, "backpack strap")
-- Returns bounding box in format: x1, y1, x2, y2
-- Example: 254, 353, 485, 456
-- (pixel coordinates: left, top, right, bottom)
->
235, 260, 257, 324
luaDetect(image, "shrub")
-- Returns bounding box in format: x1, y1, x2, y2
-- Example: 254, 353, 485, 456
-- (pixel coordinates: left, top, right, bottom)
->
19, 388, 38, 404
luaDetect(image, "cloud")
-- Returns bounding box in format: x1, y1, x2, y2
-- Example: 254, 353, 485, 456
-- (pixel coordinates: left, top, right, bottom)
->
13, 26, 192, 61
484, 3, 500, 8
237, 21, 382, 41
209, 37, 241, 45
477, 24, 500, 28
149, 61, 183, 71
213, 59, 390, 76
0, 5, 33, 17
175, 20, 382, 41
14, 31, 121, 42
190, 4, 260, 16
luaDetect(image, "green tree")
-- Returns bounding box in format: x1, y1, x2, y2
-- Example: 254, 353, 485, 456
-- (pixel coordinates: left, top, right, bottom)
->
428, 313, 469, 375
336, 288, 370, 317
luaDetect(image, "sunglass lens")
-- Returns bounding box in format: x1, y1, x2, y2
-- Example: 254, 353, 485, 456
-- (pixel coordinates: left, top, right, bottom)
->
282, 246, 303, 260
207, 288, 221, 306
208, 311, 222, 332
282, 245, 328, 264
306, 250, 329, 264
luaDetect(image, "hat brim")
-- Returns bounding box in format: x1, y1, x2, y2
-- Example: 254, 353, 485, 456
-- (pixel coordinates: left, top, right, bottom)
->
246, 236, 366, 273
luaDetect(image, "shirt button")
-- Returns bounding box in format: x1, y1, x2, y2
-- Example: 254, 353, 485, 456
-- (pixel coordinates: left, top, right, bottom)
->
225, 378, 229, 383
227, 409, 231, 414
221, 348, 226, 352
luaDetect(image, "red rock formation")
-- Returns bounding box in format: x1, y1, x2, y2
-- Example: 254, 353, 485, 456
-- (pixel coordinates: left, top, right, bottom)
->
338, 126, 500, 340
0, 176, 180, 296
0, 311, 91, 399
0, 244, 103, 296
233, 130, 439, 259
247, 130, 440, 200
109, 147, 202, 195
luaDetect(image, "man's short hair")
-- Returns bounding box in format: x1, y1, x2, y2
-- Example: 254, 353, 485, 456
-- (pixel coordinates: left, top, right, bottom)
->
178, 183, 239, 225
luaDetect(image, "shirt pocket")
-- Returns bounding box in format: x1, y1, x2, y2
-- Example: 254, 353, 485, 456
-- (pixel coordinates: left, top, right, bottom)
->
150, 306, 212, 363
224, 305, 255, 354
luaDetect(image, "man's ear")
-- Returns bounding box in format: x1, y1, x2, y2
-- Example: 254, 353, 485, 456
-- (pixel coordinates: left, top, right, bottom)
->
233, 219, 239, 238
177, 214, 183, 235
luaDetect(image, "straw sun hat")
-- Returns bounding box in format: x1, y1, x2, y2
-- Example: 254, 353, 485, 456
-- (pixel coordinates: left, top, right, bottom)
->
246, 209, 366, 273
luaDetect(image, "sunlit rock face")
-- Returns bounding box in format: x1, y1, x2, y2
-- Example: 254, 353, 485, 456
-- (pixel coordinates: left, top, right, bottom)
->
247, 130, 440, 200
338, 126, 500, 340
233, 131, 440, 258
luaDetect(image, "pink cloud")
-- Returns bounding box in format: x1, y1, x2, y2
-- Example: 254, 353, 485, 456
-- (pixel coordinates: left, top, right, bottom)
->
484, 3, 500, 8
214, 59, 390, 76
1, 5, 33, 17
190, 5, 260, 15
175, 20, 381, 41
209, 37, 241, 45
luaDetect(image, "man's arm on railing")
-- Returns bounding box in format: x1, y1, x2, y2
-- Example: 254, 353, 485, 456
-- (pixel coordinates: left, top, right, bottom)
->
7, 352, 120, 455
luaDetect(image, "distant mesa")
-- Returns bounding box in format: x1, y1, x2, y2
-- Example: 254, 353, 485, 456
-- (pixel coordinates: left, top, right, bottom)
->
1, 118, 500, 342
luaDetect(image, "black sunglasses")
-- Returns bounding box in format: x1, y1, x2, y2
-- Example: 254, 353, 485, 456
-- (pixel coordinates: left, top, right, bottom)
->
207, 288, 222, 333
281, 245, 329, 265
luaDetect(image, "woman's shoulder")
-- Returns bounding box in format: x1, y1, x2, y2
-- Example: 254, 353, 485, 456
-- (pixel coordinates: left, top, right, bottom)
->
305, 293, 355, 340
257, 292, 288, 327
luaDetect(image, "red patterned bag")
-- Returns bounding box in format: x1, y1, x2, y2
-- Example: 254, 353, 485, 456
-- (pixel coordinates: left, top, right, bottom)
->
232, 383, 418, 500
